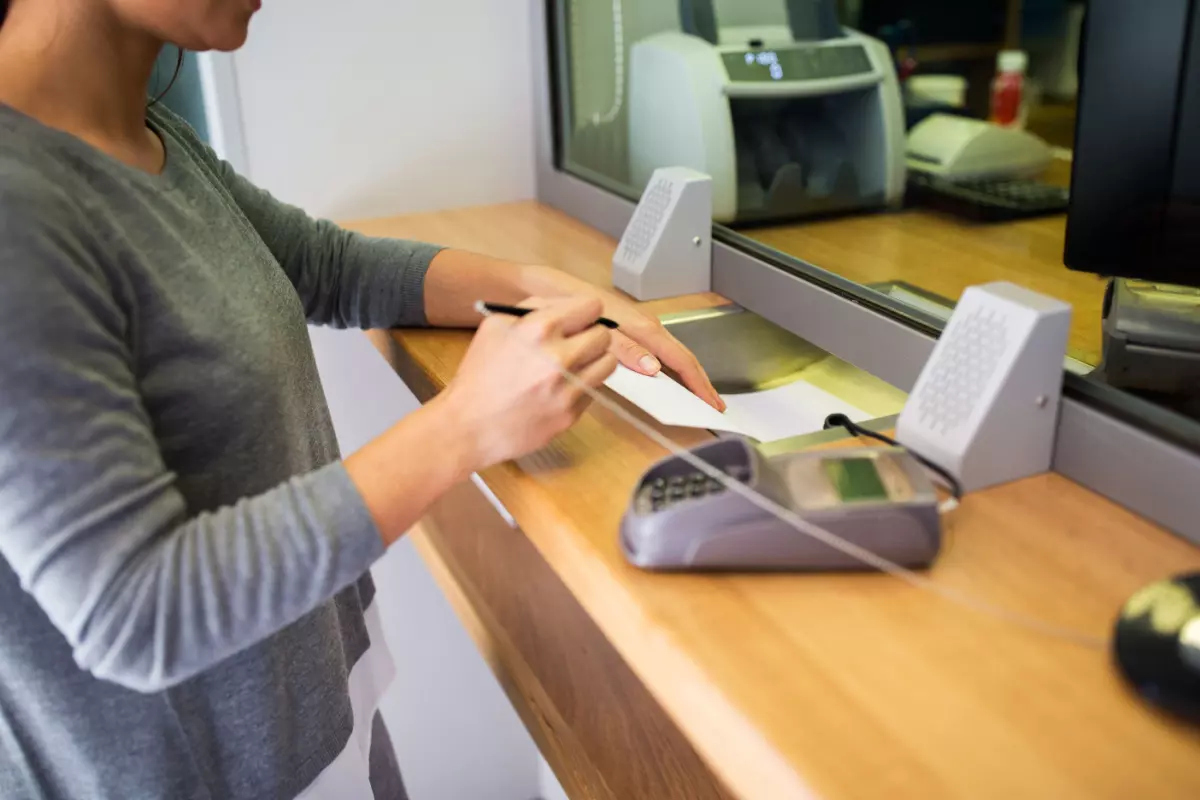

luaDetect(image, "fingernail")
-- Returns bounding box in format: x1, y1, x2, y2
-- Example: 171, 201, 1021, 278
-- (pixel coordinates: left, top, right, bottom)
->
638, 354, 661, 373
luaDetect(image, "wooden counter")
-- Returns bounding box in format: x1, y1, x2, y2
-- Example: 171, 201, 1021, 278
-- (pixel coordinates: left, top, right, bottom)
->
745, 159, 1110, 366
350, 201, 1200, 799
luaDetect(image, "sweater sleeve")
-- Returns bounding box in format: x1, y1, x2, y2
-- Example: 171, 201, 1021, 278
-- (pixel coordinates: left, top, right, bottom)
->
153, 106, 443, 329
215, 159, 444, 329
0, 189, 385, 693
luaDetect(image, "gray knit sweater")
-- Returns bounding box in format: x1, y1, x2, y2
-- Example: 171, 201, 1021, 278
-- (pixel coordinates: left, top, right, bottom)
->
0, 103, 440, 799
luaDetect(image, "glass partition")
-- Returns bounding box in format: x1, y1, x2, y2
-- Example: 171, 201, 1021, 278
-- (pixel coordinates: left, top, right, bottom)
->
556, 0, 1200, 433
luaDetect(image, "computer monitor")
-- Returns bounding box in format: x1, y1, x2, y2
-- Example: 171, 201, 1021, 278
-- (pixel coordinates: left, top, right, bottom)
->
1065, 0, 1200, 287
1065, 0, 1200, 397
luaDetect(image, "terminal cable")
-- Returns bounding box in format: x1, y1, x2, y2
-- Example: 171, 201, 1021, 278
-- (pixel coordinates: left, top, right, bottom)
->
822, 413, 964, 507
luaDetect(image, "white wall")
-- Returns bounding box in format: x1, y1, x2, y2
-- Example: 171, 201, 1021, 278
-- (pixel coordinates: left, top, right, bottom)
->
224, 2, 548, 798
232, 0, 537, 221
539, 757, 571, 800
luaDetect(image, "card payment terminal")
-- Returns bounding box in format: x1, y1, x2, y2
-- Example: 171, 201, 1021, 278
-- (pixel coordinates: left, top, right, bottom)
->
620, 438, 941, 571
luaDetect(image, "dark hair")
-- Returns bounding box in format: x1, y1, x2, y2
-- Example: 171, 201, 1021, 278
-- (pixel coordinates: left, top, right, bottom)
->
148, 48, 185, 106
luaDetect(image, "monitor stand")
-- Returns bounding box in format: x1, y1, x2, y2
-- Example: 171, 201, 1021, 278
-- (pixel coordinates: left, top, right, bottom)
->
1096, 280, 1200, 410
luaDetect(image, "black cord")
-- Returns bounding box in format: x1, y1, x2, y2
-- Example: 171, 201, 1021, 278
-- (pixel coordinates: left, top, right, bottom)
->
823, 413, 964, 501
148, 47, 185, 108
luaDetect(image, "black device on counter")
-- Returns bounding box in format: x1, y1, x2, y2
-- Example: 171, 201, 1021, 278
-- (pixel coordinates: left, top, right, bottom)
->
1069, 0, 1200, 721
1113, 572, 1200, 723
1065, 0, 1200, 399
907, 172, 1070, 222
1065, 0, 1200, 289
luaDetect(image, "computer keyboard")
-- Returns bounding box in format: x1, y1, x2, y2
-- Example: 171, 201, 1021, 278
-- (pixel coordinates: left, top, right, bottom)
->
907, 173, 1070, 222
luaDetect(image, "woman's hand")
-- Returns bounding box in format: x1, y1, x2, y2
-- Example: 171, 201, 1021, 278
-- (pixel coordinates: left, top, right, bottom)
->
521, 269, 725, 411
436, 296, 618, 471
347, 296, 614, 546
421, 250, 723, 411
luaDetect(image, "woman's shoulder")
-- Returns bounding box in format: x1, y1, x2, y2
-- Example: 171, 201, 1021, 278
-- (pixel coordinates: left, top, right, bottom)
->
0, 113, 113, 297
0, 156, 85, 231
0, 166, 103, 272
0, 105, 109, 216
0, 146, 91, 241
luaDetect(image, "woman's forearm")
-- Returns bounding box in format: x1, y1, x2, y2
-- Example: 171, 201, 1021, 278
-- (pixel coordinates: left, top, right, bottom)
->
344, 394, 479, 546
422, 249, 572, 328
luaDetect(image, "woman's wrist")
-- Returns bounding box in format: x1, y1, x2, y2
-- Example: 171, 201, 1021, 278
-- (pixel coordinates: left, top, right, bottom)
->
514, 263, 589, 298
344, 395, 480, 547
423, 252, 554, 327
423, 388, 488, 479
422, 249, 598, 328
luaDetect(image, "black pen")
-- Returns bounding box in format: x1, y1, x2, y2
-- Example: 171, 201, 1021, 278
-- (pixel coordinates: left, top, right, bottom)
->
476, 301, 620, 329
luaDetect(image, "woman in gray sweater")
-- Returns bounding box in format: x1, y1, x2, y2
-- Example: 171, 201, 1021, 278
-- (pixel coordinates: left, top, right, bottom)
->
0, 1, 722, 798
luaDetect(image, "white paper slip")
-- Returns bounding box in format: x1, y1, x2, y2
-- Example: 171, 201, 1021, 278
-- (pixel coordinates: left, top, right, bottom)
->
603, 365, 743, 435
603, 364, 872, 443
721, 380, 872, 442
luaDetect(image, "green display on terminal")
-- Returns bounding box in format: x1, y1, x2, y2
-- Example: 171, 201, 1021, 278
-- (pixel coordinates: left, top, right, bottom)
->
822, 457, 889, 503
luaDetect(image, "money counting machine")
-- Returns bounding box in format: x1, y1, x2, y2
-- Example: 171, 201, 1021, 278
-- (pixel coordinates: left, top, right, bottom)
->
628, 0, 905, 224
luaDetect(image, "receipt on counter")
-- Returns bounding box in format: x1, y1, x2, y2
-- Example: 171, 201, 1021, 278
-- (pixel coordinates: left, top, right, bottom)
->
603, 365, 870, 443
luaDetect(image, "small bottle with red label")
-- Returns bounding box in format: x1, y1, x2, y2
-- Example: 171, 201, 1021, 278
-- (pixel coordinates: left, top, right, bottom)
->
990, 50, 1028, 129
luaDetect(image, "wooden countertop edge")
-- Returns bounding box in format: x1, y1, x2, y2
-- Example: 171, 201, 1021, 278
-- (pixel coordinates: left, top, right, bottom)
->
368, 329, 816, 800
505, 487, 818, 800
406, 523, 616, 799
